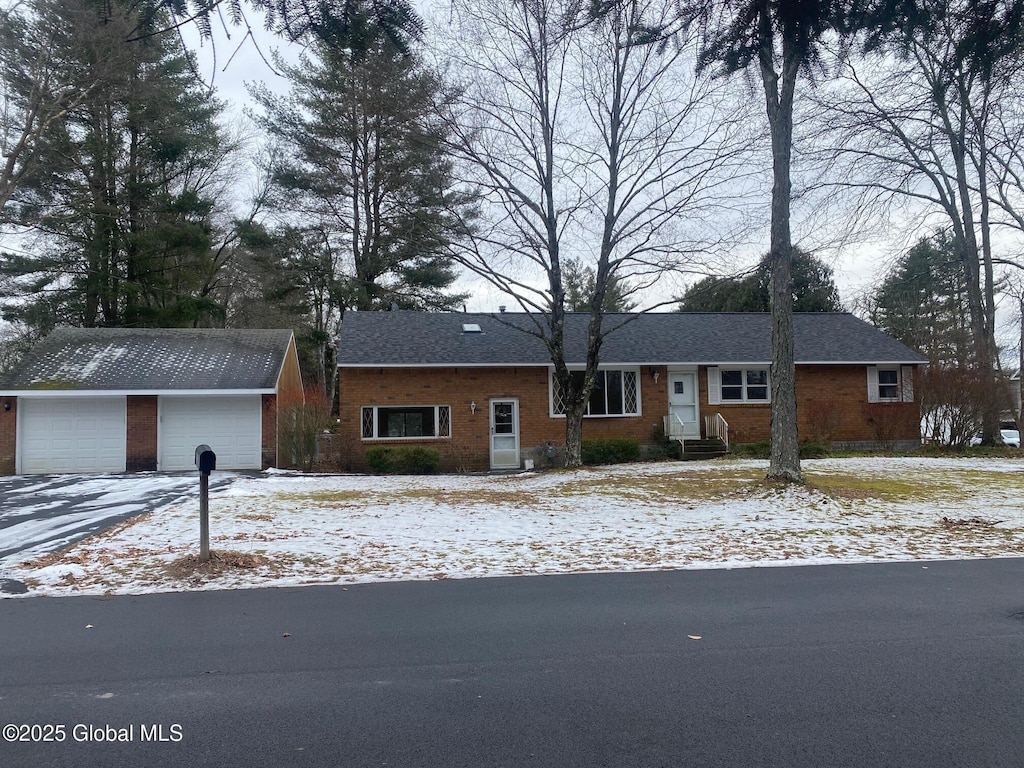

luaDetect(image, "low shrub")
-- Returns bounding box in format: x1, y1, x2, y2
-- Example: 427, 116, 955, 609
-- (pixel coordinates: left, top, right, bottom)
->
364, 445, 441, 474
730, 441, 771, 459
643, 440, 680, 460
799, 441, 829, 459
728, 442, 830, 459
279, 389, 334, 472
581, 437, 641, 465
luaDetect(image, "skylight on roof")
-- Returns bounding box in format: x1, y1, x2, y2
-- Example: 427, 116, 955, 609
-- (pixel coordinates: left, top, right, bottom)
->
462, 323, 482, 333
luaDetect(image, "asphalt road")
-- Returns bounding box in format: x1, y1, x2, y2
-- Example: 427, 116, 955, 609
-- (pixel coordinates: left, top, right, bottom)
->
2, 559, 1024, 767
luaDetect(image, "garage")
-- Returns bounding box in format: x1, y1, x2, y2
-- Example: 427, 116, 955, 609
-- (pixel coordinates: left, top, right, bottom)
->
159, 395, 262, 471
0, 328, 304, 476
18, 397, 127, 474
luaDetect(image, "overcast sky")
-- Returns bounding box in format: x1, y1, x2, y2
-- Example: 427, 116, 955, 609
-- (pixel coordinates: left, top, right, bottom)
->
183, 4, 1002, 324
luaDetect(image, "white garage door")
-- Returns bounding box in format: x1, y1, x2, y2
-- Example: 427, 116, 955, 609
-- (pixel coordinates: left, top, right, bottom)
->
19, 397, 127, 474
159, 395, 262, 471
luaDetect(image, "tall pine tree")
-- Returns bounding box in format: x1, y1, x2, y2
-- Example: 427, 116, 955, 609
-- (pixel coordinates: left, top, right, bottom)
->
0, 0, 231, 332
249, 1, 470, 314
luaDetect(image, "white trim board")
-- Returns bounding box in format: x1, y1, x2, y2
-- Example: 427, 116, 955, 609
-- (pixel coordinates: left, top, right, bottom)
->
3, 388, 275, 398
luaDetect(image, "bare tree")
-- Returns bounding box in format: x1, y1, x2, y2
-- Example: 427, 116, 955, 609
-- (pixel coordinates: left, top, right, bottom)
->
687, 0, 854, 484
442, 0, 755, 466
813, 5, 1024, 443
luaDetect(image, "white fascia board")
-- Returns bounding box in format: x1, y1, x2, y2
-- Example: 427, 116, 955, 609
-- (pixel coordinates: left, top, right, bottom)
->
584, 361, 772, 367
337, 359, 925, 369
3, 388, 276, 397
603, 360, 926, 367
793, 360, 927, 366
337, 363, 550, 369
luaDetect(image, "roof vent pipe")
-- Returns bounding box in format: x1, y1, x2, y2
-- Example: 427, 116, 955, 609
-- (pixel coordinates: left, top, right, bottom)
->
499, 305, 506, 313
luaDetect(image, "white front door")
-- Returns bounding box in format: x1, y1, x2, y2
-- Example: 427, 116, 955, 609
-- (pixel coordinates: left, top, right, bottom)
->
489, 399, 520, 469
668, 371, 700, 438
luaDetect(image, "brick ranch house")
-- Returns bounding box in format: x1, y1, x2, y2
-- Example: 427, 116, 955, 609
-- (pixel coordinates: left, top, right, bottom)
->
0, 328, 303, 474
335, 311, 927, 472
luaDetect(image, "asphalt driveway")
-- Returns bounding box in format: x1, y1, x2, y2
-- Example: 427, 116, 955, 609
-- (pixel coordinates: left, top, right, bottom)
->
0, 473, 236, 570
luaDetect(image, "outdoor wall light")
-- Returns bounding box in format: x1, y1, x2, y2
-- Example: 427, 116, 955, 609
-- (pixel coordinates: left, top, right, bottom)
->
470, 401, 477, 414
2, 401, 10, 412
651, 369, 660, 383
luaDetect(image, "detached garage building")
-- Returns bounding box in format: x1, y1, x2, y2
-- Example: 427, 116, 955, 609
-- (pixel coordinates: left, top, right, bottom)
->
0, 328, 303, 475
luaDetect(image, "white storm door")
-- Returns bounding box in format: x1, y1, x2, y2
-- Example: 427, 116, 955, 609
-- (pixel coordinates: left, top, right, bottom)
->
489, 399, 520, 470
668, 372, 700, 438
18, 397, 127, 474
159, 395, 262, 471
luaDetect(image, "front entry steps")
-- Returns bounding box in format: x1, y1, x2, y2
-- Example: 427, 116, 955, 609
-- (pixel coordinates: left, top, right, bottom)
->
675, 437, 728, 461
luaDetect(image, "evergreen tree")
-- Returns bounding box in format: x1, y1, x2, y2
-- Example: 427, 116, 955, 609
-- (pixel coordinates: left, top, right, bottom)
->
0, 0, 231, 331
563, 259, 637, 313
227, 222, 348, 395
678, 249, 842, 312
249, 1, 470, 314
871, 231, 984, 446
871, 233, 972, 366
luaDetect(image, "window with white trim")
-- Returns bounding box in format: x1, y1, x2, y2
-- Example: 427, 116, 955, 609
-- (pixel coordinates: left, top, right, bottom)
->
361, 405, 451, 439
551, 369, 640, 417
708, 367, 770, 404
867, 366, 914, 403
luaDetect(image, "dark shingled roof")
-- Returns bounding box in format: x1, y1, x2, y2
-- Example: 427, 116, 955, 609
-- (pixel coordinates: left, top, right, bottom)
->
336, 311, 926, 367
0, 328, 295, 392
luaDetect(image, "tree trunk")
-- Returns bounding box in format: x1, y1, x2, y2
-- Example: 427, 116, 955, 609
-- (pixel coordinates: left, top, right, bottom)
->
1019, 297, 1024, 431
759, 19, 803, 484
564, 398, 586, 467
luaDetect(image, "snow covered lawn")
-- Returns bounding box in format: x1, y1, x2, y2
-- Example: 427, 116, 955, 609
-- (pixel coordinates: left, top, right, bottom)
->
7, 457, 1024, 597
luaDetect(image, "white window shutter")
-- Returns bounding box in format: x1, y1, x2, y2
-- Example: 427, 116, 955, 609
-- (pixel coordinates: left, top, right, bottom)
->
707, 367, 721, 405
866, 366, 880, 404
901, 366, 914, 402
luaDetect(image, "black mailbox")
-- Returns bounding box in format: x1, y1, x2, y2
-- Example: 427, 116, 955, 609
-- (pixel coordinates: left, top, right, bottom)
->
195, 444, 216, 474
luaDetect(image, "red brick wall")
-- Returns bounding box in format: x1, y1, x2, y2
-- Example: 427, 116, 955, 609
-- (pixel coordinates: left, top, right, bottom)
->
126, 395, 157, 471
337, 363, 921, 471
0, 397, 15, 475
262, 394, 277, 469
337, 366, 668, 472
697, 364, 920, 446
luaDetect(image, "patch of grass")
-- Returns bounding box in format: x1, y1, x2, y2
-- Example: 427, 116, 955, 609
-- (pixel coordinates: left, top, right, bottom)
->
806, 467, 1024, 502
805, 474, 927, 501
238, 513, 275, 522
568, 468, 767, 502
273, 490, 371, 505
387, 488, 552, 509
920, 444, 1022, 458
261, 462, 1024, 512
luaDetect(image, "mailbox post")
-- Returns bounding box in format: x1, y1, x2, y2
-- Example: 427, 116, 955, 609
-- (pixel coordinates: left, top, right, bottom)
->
195, 445, 216, 562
